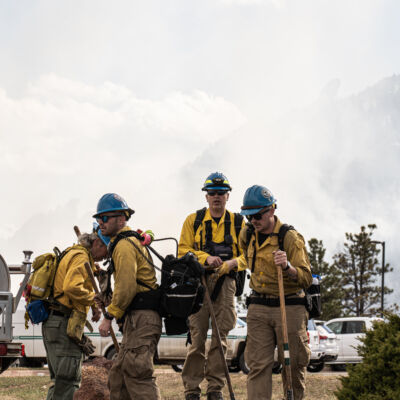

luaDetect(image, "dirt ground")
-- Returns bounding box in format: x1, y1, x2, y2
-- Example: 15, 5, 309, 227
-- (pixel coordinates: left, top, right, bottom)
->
1, 361, 342, 400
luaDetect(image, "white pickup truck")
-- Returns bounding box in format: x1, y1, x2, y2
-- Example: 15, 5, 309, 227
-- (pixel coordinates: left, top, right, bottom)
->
0, 251, 34, 373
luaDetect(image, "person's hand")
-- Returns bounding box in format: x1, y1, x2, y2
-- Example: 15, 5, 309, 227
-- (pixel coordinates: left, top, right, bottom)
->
217, 259, 237, 277
272, 250, 288, 269
99, 318, 112, 337
91, 305, 101, 322
206, 256, 223, 267
94, 294, 104, 309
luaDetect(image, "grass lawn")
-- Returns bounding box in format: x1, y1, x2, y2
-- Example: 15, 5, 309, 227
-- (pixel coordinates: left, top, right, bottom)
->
0, 370, 342, 400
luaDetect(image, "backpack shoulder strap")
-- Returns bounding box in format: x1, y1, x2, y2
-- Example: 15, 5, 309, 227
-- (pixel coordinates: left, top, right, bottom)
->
193, 207, 207, 234
233, 213, 244, 240
278, 224, 295, 251
245, 223, 255, 247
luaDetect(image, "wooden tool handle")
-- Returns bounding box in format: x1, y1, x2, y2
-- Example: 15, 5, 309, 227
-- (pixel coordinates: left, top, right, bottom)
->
84, 262, 120, 353
277, 265, 293, 400
201, 275, 236, 400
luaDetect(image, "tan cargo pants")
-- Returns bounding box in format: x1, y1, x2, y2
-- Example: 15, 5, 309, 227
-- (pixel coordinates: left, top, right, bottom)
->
182, 274, 236, 396
108, 309, 162, 400
245, 303, 310, 400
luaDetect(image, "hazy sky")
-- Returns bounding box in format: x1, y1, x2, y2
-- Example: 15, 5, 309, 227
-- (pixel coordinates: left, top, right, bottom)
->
1, 1, 400, 308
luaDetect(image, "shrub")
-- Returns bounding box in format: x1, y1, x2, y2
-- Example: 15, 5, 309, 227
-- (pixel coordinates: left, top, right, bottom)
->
335, 313, 400, 400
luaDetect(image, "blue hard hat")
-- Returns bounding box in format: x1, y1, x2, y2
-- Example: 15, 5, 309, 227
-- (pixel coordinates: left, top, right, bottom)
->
202, 172, 232, 191
93, 222, 110, 246
240, 185, 277, 216
93, 193, 135, 219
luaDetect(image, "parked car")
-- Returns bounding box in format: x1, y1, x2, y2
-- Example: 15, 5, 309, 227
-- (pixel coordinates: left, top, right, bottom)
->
157, 317, 248, 373
306, 318, 325, 372
307, 321, 338, 372
325, 316, 383, 369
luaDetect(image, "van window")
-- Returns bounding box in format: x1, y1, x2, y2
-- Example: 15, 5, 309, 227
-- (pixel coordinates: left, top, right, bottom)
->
343, 320, 365, 334
327, 321, 343, 335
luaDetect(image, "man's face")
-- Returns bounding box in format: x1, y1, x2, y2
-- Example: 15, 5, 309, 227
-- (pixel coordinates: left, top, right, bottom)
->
248, 207, 275, 233
206, 190, 229, 212
96, 211, 125, 237
91, 237, 108, 261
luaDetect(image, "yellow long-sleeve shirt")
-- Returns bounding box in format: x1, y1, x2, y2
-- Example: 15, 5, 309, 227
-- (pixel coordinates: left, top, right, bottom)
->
107, 226, 158, 320
53, 245, 96, 315
178, 208, 246, 269
238, 217, 312, 295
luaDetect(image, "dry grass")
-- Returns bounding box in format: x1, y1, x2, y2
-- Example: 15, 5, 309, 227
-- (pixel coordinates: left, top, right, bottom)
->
0, 370, 342, 400
159, 372, 341, 400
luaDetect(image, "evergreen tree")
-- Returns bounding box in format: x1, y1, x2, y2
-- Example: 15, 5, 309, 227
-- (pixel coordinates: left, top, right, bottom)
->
332, 224, 393, 316
335, 314, 400, 400
307, 238, 343, 320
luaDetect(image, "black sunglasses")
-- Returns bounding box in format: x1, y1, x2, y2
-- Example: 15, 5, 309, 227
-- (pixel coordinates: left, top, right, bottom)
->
246, 208, 271, 221
96, 214, 123, 223
207, 190, 227, 196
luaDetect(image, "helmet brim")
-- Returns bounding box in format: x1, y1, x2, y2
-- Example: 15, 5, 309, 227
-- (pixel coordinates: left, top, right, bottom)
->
92, 208, 135, 218
240, 207, 264, 216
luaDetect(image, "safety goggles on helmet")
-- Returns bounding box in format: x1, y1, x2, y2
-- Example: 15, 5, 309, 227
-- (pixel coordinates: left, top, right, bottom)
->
207, 190, 228, 196
246, 207, 272, 222
96, 214, 123, 223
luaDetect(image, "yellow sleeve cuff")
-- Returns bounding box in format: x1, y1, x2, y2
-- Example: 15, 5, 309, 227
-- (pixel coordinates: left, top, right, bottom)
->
107, 304, 125, 320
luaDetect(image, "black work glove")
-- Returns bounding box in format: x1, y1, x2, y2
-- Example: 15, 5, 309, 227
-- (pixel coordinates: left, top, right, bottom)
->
79, 334, 96, 356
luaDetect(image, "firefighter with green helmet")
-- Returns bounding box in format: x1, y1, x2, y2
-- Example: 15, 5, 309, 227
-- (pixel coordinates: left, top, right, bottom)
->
93, 193, 162, 400
42, 224, 108, 400
178, 172, 246, 400
238, 185, 312, 400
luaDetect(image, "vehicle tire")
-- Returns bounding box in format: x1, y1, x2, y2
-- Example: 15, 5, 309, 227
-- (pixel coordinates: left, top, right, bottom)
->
239, 352, 249, 374
272, 362, 282, 374
228, 365, 241, 373
171, 364, 183, 373
105, 347, 118, 361
307, 362, 324, 373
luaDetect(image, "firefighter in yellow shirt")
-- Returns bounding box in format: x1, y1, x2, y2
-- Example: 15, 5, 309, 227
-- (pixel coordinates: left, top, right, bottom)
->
179, 172, 246, 400
237, 185, 312, 400
94, 193, 162, 400
42, 224, 108, 400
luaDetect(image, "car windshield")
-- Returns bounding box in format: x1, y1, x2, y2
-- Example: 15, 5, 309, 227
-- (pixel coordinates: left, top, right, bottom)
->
322, 324, 333, 333
236, 318, 246, 327
307, 319, 317, 330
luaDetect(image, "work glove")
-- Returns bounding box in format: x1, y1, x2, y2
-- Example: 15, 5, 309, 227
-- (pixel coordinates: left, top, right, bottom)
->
137, 229, 155, 246
79, 334, 96, 356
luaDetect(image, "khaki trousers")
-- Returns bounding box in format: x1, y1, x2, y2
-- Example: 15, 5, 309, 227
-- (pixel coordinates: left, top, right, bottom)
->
42, 313, 84, 400
182, 274, 236, 395
245, 303, 310, 400
108, 309, 162, 400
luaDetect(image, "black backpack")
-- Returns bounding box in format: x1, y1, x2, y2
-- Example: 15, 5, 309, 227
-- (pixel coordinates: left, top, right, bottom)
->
106, 230, 205, 335
245, 223, 321, 319
193, 208, 246, 298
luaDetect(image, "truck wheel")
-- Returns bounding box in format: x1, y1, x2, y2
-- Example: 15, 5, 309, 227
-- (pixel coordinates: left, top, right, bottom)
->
307, 362, 324, 373
105, 347, 118, 361
171, 364, 183, 372
239, 352, 249, 374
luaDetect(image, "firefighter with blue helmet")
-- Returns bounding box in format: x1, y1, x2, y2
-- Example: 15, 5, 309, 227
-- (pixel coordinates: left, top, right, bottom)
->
93, 193, 161, 400
238, 185, 312, 400
178, 173, 245, 400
